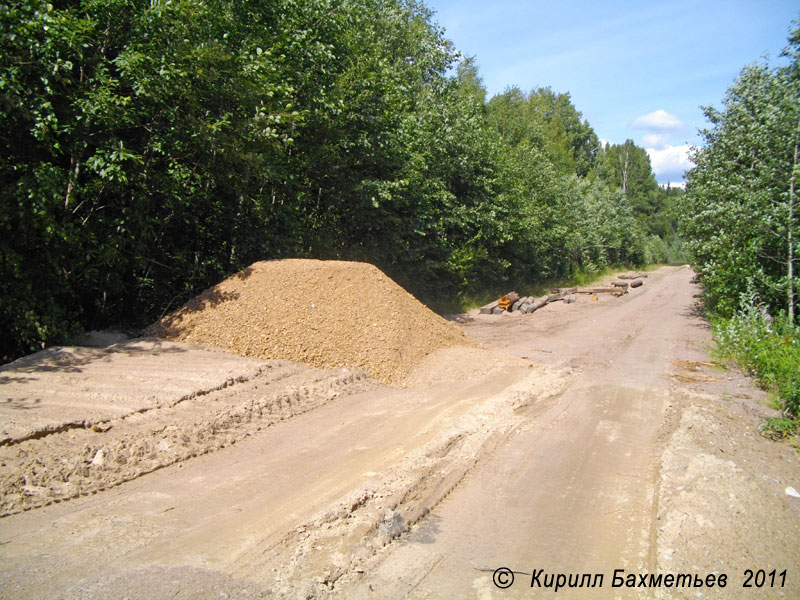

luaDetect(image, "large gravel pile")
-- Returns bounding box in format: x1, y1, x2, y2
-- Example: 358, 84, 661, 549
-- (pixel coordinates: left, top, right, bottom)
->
148, 259, 477, 384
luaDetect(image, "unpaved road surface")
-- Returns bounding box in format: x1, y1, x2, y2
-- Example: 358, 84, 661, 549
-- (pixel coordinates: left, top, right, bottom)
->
2, 266, 799, 599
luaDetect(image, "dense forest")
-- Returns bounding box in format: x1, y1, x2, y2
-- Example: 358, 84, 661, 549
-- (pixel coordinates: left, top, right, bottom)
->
1, 0, 679, 362
680, 21, 799, 417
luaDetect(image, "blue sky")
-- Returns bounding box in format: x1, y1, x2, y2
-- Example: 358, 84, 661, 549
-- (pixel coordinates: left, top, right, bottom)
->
423, 0, 799, 184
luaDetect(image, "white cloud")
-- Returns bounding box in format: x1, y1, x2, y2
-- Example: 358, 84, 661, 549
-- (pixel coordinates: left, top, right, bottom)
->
646, 144, 693, 183
641, 133, 670, 149
632, 109, 684, 132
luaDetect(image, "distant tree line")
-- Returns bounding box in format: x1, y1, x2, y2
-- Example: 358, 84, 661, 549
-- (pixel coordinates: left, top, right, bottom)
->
1, 0, 678, 362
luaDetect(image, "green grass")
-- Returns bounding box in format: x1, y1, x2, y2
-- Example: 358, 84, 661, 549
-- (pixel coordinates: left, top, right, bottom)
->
758, 417, 799, 440
713, 301, 800, 418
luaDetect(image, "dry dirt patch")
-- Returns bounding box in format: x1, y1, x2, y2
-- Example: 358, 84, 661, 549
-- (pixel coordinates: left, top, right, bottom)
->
0, 343, 374, 516
656, 389, 800, 599
0, 340, 265, 445
147, 259, 477, 385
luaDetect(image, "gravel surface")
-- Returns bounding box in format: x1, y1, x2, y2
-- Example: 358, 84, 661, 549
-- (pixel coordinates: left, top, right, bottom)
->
147, 259, 477, 385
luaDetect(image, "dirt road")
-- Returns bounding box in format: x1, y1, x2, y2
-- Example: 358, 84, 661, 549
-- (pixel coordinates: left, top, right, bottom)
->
2, 266, 798, 599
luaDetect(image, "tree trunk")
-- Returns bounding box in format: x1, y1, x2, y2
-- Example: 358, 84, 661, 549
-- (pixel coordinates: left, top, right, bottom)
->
788, 116, 799, 323
620, 146, 630, 194
526, 297, 549, 313
576, 286, 624, 294
64, 156, 81, 209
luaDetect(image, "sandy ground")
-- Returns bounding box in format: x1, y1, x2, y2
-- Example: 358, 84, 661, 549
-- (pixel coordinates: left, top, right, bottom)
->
1, 266, 798, 599
0, 340, 267, 445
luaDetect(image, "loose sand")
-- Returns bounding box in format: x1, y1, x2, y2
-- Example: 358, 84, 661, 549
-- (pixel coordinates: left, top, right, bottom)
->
147, 259, 477, 384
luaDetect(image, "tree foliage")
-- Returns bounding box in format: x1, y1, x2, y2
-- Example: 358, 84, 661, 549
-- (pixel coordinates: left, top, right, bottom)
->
681, 23, 800, 319
1, 0, 668, 361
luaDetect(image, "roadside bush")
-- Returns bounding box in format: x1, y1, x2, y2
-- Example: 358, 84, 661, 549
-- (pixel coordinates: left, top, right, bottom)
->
714, 293, 800, 416
759, 417, 798, 440
643, 235, 669, 264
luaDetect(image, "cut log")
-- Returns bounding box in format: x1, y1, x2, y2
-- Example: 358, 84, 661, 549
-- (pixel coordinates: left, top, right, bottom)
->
576, 287, 620, 294
612, 281, 629, 291
530, 297, 549, 311
618, 274, 649, 280
630, 279, 643, 288
548, 287, 578, 303
479, 300, 500, 314
492, 307, 505, 315
514, 297, 534, 312
497, 292, 520, 310
510, 296, 528, 312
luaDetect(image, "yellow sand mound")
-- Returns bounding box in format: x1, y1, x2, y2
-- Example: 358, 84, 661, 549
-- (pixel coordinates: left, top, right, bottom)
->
147, 259, 478, 384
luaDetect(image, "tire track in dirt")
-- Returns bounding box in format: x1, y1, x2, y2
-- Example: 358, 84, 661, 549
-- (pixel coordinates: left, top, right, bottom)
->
0, 359, 566, 600
1, 362, 372, 516
330, 267, 685, 598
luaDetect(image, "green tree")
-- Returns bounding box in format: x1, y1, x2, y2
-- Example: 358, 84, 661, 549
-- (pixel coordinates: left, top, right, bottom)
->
1, 0, 336, 358
486, 86, 600, 178
595, 141, 659, 215
682, 29, 800, 319
527, 87, 600, 178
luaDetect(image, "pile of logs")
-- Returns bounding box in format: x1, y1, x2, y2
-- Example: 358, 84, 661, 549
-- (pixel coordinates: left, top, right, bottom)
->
479, 288, 575, 315
479, 277, 645, 315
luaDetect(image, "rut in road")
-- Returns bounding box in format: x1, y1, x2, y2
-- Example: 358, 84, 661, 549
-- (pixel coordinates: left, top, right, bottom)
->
0, 357, 564, 599
334, 267, 693, 598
